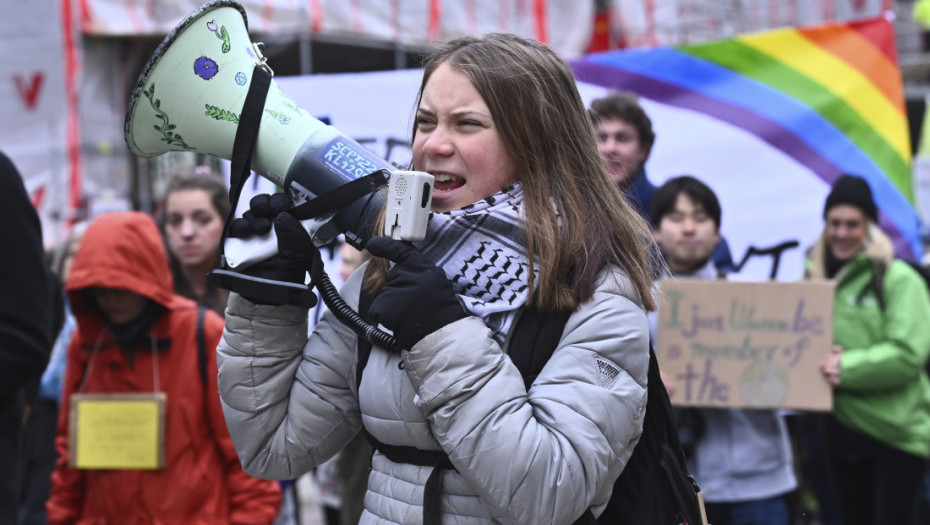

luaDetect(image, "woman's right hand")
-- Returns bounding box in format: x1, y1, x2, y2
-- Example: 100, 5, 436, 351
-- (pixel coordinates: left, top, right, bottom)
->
364, 237, 467, 350
819, 345, 843, 387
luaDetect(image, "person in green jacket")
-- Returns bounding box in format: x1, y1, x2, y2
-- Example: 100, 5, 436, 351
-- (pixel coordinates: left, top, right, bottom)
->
805, 174, 930, 525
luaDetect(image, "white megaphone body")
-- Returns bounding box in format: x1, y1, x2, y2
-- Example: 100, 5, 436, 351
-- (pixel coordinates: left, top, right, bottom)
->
124, 0, 432, 273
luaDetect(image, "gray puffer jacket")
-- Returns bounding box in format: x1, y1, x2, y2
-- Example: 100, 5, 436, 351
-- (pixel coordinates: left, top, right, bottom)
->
217, 264, 649, 524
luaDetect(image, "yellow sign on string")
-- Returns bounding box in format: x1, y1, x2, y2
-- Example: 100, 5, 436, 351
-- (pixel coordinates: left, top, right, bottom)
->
69, 393, 166, 470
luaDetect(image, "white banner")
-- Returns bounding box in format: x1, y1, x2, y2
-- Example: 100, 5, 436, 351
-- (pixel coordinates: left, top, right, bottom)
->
0, 0, 80, 247
274, 69, 834, 282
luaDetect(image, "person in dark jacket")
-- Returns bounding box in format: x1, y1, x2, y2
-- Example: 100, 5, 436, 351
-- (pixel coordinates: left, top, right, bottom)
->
0, 151, 53, 524
589, 93, 735, 274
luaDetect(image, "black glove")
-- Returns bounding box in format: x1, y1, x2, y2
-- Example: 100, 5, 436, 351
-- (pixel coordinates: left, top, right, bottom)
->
365, 237, 467, 350
227, 193, 320, 285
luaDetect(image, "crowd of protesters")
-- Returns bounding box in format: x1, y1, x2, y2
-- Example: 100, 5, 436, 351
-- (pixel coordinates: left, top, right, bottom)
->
2, 37, 930, 525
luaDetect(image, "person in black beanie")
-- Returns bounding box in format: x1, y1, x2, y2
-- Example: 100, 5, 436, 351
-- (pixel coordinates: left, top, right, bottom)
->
0, 151, 53, 523
802, 173, 930, 525
823, 173, 878, 222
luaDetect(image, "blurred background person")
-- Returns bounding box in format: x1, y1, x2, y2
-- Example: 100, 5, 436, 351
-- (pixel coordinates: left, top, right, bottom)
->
0, 151, 55, 524
649, 175, 796, 525
46, 211, 281, 525
590, 93, 735, 274
806, 174, 930, 525
17, 221, 88, 525
161, 167, 230, 316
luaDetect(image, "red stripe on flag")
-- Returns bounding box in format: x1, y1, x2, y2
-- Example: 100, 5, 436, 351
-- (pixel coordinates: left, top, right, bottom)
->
429, 0, 441, 40
79, 0, 92, 31
848, 16, 898, 65
534, 0, 547, 43
308, 0, 323, 33
61, 0, 82, 222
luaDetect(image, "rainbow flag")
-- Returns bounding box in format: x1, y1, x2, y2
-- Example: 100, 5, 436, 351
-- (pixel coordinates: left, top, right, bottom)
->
572, 16, 920, 260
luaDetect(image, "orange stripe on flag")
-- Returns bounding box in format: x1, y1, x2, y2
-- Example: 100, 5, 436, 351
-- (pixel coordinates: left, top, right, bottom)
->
801, 22, 904, 115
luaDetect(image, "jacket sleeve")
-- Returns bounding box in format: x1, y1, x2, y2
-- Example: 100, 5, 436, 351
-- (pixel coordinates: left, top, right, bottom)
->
404, 270, 650, 524
0, 152, 52, 399
203, 312, 283, 524
841, 261, 930, 392
217, 269, 365, 480
46, 335, 86, 525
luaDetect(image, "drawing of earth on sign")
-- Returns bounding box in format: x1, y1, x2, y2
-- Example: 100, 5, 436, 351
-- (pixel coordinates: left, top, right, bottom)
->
739, 361, 789, 407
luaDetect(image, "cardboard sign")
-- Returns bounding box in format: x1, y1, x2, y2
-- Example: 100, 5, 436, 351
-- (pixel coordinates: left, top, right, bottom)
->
656, 279, 834, 411
69, 393, 166, 470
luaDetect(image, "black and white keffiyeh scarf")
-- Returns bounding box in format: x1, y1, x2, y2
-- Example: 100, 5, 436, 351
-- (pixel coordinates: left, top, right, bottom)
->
414, 183, 531, 345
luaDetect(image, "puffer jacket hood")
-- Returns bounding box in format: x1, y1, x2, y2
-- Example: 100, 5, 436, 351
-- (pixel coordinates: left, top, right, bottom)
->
66, 211, 175, 321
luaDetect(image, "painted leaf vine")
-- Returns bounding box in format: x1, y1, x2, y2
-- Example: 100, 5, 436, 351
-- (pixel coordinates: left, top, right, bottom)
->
143, 83, 194, 150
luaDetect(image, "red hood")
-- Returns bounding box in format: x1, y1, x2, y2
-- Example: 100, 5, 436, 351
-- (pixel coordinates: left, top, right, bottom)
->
66, 211, 175, 320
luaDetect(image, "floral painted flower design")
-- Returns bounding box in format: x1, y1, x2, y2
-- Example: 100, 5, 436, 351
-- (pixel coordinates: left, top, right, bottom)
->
235, 72, 247, 86
194, 56, 219, 80
206, 19, 231, 53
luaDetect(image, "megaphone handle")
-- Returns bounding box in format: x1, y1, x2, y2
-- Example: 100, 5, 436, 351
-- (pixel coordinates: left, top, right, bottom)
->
206, 269, 318, 309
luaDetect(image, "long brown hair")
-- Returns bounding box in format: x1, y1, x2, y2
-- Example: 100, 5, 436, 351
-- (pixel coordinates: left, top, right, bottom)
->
370, 33, 658, 311
161, 168, 231, 315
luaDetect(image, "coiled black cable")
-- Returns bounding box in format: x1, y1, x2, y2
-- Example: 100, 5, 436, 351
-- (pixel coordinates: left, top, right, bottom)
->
315, 269, 401, 353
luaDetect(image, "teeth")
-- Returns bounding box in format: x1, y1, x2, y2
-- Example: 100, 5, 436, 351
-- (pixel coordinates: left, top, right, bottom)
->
434, 173, 460, 182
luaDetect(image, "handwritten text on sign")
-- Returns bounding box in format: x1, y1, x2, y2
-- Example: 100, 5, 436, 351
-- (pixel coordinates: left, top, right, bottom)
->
656, 279, 834, 411
69, 393, 166, 469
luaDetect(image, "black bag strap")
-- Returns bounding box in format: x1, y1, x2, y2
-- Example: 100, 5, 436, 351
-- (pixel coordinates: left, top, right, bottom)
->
354, 273, 450, 524
196, 305, 208, 386
646, 347, 704, 525
507, 306, 572, 390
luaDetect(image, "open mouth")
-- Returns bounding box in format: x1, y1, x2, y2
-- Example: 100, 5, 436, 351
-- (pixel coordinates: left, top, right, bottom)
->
433, 173, 465, 192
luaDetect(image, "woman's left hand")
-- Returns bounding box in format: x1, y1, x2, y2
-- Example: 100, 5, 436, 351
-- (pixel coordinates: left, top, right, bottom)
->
365, 237, 467, 350
819, 345, 843, 387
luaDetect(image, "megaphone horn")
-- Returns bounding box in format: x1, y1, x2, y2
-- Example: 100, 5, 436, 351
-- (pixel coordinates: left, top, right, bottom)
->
124, 0, 392, 248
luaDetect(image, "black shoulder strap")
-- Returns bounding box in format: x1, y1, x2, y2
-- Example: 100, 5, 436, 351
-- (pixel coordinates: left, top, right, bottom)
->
196, 305, 208, 386
355, 272, 376, 394
508, 306, 573, 390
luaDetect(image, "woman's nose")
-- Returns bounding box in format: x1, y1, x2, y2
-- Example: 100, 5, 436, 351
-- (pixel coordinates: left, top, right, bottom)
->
421, 128, 453, 156
179, 219, 196, 236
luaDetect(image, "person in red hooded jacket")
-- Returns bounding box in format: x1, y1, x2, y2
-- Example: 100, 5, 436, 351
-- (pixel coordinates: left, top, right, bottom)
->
47, 211, 281, 525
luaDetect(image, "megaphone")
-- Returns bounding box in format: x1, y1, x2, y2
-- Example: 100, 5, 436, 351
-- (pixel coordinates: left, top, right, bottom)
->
124, 0, 427, 255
